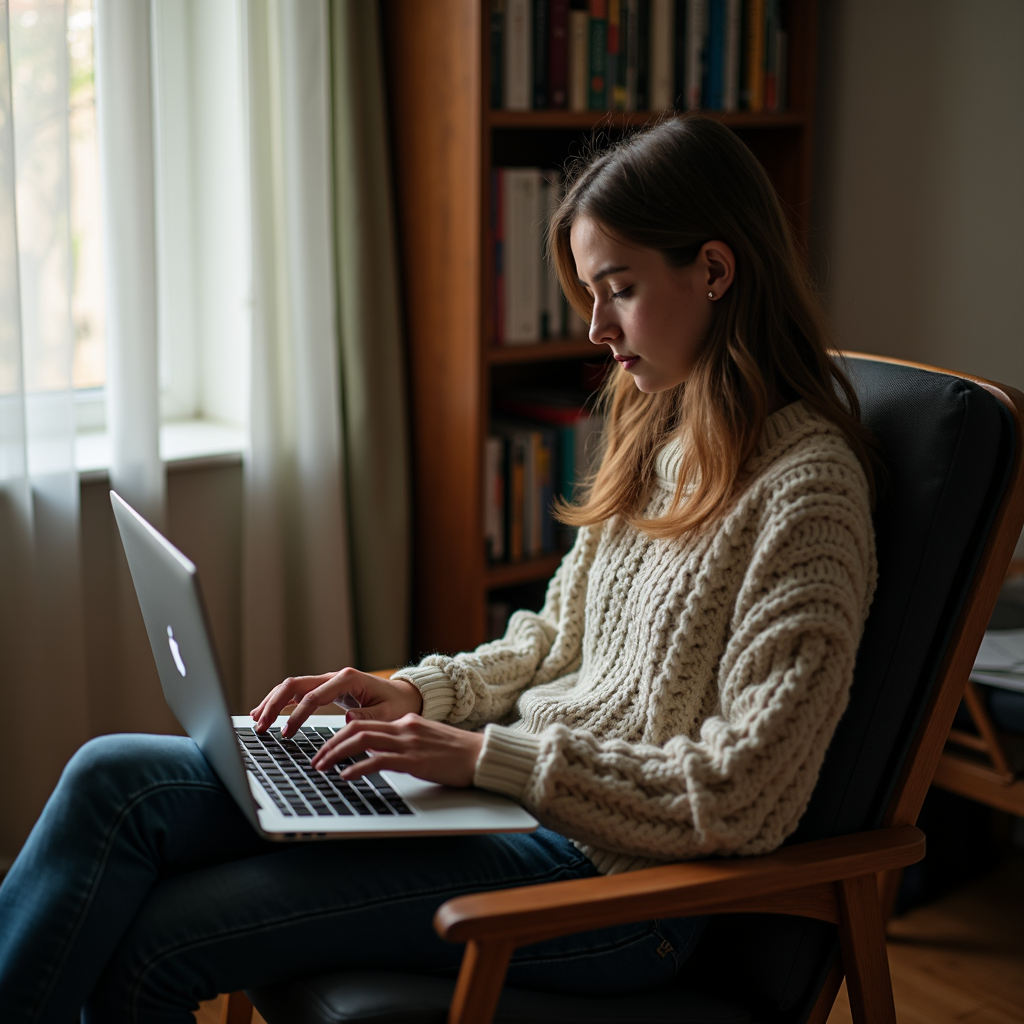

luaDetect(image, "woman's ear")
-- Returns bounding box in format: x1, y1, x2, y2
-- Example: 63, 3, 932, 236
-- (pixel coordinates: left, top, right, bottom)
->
700, 240, 735, 299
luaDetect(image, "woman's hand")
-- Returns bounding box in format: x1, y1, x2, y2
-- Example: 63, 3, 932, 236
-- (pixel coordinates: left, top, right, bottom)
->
311, 714, 485, 788
250, 667, 423, 736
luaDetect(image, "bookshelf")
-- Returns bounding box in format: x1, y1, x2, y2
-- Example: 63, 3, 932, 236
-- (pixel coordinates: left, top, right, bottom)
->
381, 0, 818, 657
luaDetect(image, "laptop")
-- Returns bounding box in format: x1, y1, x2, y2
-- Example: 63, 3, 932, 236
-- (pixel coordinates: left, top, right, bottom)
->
110, 490, 538, 840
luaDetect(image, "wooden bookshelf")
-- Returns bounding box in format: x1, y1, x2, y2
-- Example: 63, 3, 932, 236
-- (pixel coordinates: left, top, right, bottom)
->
382, 0, 819, 657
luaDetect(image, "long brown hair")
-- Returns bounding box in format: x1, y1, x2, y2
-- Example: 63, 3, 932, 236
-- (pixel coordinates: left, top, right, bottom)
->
550, 115, 875, 538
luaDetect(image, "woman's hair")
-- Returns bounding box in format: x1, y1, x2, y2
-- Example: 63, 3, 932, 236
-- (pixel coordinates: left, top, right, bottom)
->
550, 114, 876, 538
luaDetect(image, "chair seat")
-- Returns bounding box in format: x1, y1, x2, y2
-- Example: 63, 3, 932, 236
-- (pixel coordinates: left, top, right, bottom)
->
247, 971, 752, 1024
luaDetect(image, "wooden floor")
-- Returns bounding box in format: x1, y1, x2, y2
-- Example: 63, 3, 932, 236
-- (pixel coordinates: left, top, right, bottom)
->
196, 853, 1023, 1024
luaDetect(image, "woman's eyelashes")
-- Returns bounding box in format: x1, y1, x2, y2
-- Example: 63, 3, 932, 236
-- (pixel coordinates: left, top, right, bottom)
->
610, 285, 633, 300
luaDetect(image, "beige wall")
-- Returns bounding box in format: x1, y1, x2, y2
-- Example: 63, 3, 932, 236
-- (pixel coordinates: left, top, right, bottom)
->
814, 0, 1024, 392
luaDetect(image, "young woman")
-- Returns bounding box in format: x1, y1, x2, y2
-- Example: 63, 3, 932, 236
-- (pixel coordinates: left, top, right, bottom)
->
0, 115, 876, 1023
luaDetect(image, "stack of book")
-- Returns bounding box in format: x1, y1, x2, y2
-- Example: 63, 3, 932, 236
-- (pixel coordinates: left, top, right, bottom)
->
492, 0, 788, 114
491, 167, 589, 345
485, 390, 603, 563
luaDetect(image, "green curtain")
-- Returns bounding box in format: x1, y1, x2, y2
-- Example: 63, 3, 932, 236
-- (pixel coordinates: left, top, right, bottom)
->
329, 0, 411, 670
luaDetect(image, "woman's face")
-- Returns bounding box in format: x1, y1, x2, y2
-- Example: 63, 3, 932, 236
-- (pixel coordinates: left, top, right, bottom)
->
569, 216, 735, 393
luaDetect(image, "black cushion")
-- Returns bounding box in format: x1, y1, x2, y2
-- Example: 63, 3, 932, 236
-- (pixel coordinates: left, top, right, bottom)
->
249, 359, 1016, 1024
248, 971, 752, 1024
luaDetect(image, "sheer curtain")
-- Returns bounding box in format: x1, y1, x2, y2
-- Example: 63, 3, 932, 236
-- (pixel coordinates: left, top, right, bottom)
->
0, 0, 88, 862
241, 0, 356, 709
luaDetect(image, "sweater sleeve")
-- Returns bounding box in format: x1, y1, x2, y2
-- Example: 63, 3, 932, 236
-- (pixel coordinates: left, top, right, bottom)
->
391, 527, 596, 728
473, 457, 877, 866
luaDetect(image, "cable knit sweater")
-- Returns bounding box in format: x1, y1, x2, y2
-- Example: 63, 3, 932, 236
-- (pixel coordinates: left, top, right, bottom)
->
395, 401, 876, 874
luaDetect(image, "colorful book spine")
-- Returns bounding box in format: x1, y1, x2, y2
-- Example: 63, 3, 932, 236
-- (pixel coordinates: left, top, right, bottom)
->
649, 0, 674, 109
744, 0, 765, 111
607, 0, 621, 109
504, 0, 533, 110
533, 0, 549, 108
541, 174, 565, 338
549, 0, 570, 107
588, 0, 608, 109
490, 0, 505, 108
568, 3, 590, 110
501, 169, 542, 344
703, 0, 723, 110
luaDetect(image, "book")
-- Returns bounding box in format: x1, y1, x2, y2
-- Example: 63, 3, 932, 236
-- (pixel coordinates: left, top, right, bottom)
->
649, 0, 674, 109
568, 3, 589, 110
549, 0, 570, 107
633, 0, 649, 110
722, 0, 740, 110
541, 173, 566, 338
501, 169, 543, 343
684, 0, 705, 110
505, 0, 532, 110
484, 435, 506, 561
533, 0, 549, 108
588, 0, 608, 109
606, 0, 621, 109
703, 0, 723, 109
622, 0, 638, 111
744, 0, 765, 111
673, 0, 687, 108
490, 0, 505, 108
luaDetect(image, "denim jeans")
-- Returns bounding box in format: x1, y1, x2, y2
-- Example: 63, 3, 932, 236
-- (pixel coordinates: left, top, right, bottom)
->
0, 734, 706, 1023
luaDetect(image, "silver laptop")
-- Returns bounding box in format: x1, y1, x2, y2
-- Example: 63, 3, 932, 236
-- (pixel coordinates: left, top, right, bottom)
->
110, 490, 538, 840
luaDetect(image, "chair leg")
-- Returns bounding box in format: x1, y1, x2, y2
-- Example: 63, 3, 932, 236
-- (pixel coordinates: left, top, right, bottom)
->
447, 939, 514, 1024
220, 991, 254, 1024
837, 875, 897, 1024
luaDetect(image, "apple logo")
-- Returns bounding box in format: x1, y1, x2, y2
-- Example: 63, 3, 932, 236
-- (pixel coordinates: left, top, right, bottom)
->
167, 625, 187, 677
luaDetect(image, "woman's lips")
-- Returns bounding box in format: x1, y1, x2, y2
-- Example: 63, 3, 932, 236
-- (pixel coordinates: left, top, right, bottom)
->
614, 355, 639, 370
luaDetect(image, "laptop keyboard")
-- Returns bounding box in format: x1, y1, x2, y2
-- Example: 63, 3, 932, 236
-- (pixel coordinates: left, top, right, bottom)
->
235, 725, 415, 819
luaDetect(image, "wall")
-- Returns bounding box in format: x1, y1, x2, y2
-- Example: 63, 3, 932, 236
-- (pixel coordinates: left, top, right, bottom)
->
814, 0, 1024, 394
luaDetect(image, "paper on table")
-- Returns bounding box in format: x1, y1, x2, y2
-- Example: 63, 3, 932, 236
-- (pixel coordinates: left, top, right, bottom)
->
971, 629, 1024, 693
974, 630, 1024, 672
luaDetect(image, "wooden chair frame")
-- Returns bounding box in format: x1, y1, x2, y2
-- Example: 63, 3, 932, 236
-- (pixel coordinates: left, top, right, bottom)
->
224, 357, 1024, 1024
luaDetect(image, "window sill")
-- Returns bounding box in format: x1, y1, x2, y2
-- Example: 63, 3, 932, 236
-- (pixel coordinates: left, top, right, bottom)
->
77, 420, 246, 481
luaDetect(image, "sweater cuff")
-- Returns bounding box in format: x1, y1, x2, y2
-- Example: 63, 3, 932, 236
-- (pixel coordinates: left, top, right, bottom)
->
390, 665, 456, 721
473, 724, 541, 802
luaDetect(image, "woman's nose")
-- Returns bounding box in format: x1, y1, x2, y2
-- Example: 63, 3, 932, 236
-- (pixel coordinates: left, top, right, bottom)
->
588, 301, 620, 346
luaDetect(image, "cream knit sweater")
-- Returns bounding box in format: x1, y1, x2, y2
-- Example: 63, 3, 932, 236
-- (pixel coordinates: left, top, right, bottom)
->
395, 401, 876, 874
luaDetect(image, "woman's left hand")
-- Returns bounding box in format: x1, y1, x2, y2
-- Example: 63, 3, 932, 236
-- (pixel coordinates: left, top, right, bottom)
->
311, 714, 485, 788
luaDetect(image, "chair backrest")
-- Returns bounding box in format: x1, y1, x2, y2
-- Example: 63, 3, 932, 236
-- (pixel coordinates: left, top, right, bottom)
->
680, 355, 1024, 1022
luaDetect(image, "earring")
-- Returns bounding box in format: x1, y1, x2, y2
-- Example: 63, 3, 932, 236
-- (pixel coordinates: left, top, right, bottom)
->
708, 291, 715, 300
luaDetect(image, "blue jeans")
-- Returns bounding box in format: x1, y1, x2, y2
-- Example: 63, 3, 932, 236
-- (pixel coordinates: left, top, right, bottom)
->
0, 734, 706, 1023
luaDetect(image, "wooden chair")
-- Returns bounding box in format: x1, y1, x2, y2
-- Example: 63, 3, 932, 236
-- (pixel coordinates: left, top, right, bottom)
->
222, 355, 1024, 1024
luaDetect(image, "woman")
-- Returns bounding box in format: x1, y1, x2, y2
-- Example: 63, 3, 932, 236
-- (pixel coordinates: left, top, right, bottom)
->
0, 115, 876, 1023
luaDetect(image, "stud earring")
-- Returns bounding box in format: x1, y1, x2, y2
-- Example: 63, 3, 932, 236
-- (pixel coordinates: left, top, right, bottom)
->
708, 291, 715, 300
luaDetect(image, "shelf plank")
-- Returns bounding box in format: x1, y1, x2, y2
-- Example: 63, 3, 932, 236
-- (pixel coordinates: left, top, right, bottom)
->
486, 553, 564, 589
486, 110, 807, 130
487, 339, 602, 365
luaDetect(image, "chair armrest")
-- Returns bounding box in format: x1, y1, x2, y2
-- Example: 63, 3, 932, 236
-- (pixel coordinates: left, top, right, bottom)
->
435, 825, 924, 947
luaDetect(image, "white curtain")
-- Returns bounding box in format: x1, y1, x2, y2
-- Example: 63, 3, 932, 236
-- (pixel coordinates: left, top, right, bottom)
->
241, 0, 355, 709
93, 0, 163, 525
0, 0, 88, 861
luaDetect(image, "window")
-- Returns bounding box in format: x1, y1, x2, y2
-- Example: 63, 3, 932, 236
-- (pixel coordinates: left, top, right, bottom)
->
70, 0, 248, 470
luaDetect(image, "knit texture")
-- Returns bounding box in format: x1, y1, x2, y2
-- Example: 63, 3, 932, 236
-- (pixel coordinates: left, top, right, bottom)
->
395, 401, 876, 874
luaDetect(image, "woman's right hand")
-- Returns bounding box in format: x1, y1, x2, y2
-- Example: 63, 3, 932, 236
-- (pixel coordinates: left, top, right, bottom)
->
249, 667, 423, 737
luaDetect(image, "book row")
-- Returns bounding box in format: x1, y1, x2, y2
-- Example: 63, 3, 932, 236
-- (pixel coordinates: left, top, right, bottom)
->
485, 391, 602, 563
492, 0, 789, 114
491, 167, 590, 345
